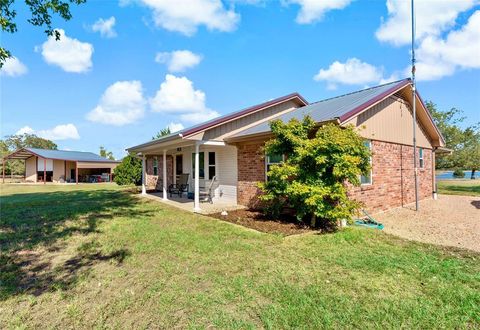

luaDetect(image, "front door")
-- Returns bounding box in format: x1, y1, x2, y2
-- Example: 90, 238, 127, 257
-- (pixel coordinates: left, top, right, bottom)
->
71, 169, 76, 182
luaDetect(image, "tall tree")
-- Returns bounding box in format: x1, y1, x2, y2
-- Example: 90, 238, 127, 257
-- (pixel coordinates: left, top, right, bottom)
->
427, 101, 480, 178
152, 127, 171, 140
99, 146, 115, 160
1, 0, 86, 66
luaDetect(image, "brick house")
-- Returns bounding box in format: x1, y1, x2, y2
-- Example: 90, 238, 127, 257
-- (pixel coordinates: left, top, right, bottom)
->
127, 79, 445, 213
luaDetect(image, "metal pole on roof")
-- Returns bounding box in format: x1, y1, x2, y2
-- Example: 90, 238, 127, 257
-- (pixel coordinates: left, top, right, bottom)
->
411, 0, 419, 211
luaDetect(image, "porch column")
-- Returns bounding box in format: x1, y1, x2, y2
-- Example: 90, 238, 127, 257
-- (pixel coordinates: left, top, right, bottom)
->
141, 154, 146, 195
193, 142, 201, 212
44, 158, 46, 184
75, 161, 78, 184
162, 149, 167, 200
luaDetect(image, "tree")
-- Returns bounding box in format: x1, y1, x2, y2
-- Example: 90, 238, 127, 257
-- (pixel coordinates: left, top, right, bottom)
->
1, 133, 57, 175
259, 116, 371, 228
99, 146, 115, 160
152, 127, 171, 140
427, 101, 480, 177
1, 0, 86, 66
114, 154, 142, 186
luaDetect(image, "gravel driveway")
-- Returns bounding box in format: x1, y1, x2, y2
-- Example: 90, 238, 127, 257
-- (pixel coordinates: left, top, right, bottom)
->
374, 195, 480, 252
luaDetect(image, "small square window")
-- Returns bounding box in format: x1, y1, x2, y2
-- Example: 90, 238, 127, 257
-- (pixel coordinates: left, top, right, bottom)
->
265, 153, 284, 180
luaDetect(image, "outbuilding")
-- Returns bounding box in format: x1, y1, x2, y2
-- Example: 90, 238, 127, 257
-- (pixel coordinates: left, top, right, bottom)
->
2, 148, 120, 183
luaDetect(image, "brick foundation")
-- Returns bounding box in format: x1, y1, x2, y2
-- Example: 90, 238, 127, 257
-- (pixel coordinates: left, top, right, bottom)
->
236, 139, 433, 212
145, 155, 173, 191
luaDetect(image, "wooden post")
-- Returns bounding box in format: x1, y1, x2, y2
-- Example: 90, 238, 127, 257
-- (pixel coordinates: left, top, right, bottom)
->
2, 158, 5, 184
64, 160, 66, 182
43, 158, 46, 184
75, 161, 78, 184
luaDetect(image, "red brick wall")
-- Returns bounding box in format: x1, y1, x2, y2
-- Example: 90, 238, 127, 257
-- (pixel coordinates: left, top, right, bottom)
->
237, 141, 266, 208
145, 155, 173, 191
348, 140, 433, 212
236, 139, 433, 212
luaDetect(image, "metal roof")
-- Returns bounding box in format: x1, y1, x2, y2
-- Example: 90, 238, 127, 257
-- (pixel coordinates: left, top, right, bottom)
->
229, 79, 411, 139
3, 148, 120, 162
126, 92, 308, 152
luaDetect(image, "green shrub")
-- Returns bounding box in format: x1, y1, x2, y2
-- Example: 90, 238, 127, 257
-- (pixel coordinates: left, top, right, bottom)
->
258, 116, 371, 229
114, 154, 142, 185
453, 168, 465, 178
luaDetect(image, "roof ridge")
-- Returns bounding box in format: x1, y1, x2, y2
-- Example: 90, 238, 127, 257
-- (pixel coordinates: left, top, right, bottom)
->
27, 147, 97, 154
308, 78, 410, 106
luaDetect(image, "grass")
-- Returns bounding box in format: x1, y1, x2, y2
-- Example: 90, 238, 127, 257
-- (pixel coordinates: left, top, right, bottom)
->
1, 184, 479, 329
438, 179, 480, 196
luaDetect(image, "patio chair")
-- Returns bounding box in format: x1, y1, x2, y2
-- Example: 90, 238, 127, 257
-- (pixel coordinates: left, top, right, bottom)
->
168, 173, 189, 198
199, 176, 216, 204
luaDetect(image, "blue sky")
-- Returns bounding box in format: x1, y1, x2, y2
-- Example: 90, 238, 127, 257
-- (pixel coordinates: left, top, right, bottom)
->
1, 0, 479, 159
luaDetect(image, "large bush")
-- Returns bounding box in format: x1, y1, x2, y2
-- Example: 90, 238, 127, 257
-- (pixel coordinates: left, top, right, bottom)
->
453, 168, 465, 178
259, 116, 371, 228
114, 154, 142, 186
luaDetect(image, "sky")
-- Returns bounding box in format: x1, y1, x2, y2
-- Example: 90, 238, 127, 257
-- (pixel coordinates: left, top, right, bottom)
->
1, 0, 479, 159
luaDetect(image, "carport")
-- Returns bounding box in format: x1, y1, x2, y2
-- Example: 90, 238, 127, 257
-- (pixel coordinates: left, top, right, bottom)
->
2, 147, 120, 184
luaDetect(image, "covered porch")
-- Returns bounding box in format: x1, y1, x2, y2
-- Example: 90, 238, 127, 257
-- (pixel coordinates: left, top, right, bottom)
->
137, 138, 240, 213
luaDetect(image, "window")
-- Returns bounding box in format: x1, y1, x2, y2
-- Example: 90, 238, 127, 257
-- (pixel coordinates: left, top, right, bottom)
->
265, 153, 284, 180
208, 152, 216, 179
192, 152, 205, 179
419, 148, 424, 168
361, 140, 372, 185
153, 157, 158, 176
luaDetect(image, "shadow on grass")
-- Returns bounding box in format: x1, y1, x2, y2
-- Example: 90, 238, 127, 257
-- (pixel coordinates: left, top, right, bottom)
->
0, 188, 150, 300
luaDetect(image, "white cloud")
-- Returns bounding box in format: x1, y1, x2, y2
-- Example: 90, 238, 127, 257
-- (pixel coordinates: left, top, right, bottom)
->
155, 50, 202, 72
168, 122, 185, 132
1, 57, 28, 77
376, 0, 478, 46
407, 10, 480, 81
87, 81, 146, 126
313, 58, 384, 89
134, 0, 240, 36
16, 124, 80, 140
39, 29, 94, 73
150, 74, 219, 124
92, 16, 117, 38
286, 0, 353, 24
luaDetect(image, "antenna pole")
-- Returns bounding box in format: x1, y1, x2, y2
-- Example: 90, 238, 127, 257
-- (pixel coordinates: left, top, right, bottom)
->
411, 0, 419, 211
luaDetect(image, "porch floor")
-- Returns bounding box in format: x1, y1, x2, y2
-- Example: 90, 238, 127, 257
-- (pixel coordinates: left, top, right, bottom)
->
144, 192, 244, 215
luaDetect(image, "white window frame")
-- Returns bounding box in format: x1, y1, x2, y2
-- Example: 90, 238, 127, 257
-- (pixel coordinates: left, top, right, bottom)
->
153, 157, 158, 176
360, 140, 373, 186
419, 148, 424, 169
265, 153, 285, 181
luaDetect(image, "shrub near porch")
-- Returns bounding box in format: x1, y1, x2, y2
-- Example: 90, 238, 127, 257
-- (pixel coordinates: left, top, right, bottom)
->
1, 184, 479, 328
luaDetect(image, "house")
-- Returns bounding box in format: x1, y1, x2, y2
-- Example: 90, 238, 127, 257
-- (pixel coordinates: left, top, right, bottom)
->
127, 78, 445, 213
2, 148, 120, 183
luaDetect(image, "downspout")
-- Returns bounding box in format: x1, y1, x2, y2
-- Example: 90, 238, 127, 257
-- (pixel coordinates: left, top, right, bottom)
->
432, 148, 437, 200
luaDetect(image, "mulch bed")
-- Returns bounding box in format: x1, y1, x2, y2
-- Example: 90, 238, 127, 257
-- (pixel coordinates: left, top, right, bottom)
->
209, 209, 315, 236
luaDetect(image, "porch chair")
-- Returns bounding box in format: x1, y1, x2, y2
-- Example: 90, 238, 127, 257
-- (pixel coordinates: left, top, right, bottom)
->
168, 173, 190, 198
199, 176, 216, 204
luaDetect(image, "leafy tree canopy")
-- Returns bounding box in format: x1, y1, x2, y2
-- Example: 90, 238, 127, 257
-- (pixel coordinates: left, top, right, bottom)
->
152, 127, 171, 140
99, 146, 115, 160
114, 154, 142, 186
1, 0, 86, 66
259, 116, 371, 228
427, 101, 480, 177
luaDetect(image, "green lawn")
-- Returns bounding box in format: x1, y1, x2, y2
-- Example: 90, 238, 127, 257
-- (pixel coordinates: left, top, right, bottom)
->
438, 179, 480, 196
1, 184, 479, 329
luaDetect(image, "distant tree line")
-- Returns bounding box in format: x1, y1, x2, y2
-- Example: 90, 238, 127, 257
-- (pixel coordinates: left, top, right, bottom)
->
428, 102, 479, 179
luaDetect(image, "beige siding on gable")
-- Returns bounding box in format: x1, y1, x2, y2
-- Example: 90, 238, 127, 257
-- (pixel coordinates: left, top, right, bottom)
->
25, 156, 37, 182
202, 100, 300, 141
345, 96, 433, 148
